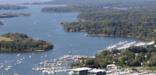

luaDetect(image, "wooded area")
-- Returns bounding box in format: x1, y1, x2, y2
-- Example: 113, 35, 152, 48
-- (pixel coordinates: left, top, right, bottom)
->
0, 33, 53, 52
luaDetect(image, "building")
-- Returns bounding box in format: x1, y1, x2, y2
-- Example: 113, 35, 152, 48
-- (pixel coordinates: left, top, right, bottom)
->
69, 67, 91, 75
106, 64, 118, 71
69, 67, 106, 75
88, 69, 106, 75
106, 64, 122, 74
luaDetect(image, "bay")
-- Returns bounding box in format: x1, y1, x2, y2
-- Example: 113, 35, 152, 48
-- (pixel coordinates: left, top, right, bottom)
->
0, 0, 51, 4
0, 5, 135, 75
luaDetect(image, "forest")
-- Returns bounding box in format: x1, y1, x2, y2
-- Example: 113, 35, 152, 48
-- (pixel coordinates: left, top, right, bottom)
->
62, 8, 156, 42
72, 45, 156, 68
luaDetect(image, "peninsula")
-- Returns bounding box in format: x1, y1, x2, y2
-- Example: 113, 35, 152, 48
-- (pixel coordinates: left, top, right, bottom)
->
62, 8, 156, 42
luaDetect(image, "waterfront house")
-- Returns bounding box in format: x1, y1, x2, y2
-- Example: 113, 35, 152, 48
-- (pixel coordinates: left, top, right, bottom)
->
106, 64, 121, 72
69, 67, 91, 75
88, 69, 106, 75
106, 64, 122, 74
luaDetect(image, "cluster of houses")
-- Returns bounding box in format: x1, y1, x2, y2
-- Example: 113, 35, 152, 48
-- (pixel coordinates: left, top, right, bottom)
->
68, 64, 156, 75
69, 64, 119, 75
69, 67, 106, 75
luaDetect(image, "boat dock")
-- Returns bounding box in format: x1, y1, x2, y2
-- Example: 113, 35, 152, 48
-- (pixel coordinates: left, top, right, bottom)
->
32, 55, 94, 74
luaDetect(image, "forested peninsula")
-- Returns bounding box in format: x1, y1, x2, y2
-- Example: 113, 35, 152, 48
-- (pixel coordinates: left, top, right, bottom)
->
62, 8, 156, 42
0, 33, 53, 53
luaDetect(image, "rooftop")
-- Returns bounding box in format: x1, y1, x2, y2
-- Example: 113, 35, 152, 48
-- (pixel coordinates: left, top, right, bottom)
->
89, 69, 106, 73
71, 67, 91, 71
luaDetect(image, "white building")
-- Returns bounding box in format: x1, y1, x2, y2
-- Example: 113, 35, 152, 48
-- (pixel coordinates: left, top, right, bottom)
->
69, 67, 106, 75
88, 69, 106, 75
69, 67, 91, 75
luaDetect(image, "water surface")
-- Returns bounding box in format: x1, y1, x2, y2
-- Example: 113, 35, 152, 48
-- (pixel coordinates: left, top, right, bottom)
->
0, 0, 51, 4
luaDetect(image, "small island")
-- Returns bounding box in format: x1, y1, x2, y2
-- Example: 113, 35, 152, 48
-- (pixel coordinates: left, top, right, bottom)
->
0, 4, 27, 10
0, 13, 31, 18
41, 7, 73, 13
0, 33, 53, 52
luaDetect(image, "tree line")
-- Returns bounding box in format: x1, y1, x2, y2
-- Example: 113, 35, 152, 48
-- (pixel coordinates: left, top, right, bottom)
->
72, 45, 156, 68
62, 8, 156, 42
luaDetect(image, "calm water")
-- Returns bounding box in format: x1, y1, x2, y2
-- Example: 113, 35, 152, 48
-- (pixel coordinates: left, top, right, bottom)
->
0, 0, 52, 4
0, 5, 135, 75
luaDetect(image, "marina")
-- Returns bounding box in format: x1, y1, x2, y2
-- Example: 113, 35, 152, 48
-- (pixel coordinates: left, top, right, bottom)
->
32, 55, 95, 74
68, 64, 156, 75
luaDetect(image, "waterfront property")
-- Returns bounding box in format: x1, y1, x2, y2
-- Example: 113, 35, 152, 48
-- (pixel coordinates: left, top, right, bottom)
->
32, 55, 95, 74
69, 67, 106, 75
88, 69, 106, 75
69, 67, 91, 75
106, 64, 119, 71
69, 64, 156, 75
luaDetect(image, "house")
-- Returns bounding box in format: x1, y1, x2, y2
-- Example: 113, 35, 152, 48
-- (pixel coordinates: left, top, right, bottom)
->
69, 67, 106, 75
88, 69, 106, 75
106, 64, 122, 74
106, 64, 121, 71
69, 67, 91, 75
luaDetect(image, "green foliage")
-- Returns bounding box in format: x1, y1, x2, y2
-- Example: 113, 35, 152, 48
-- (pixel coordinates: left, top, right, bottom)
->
0, 33, 53, 52
60, 0, 156, 68
82, 45, 156, 68
63, 8, 156, 41
147, 52, 156, 66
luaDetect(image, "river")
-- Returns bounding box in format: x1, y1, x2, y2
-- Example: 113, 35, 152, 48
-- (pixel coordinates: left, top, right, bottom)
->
0, 4, 135, 75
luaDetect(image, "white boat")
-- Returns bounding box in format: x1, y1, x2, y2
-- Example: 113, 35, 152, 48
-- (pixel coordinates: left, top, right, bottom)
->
16, 60, 22, 64
68, 71, 74, 75
146, 41, 155, 45
29, 55, 32, 58
16, 54, 20, 57
14, 73, 19, 75
4, 65, 12, 71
